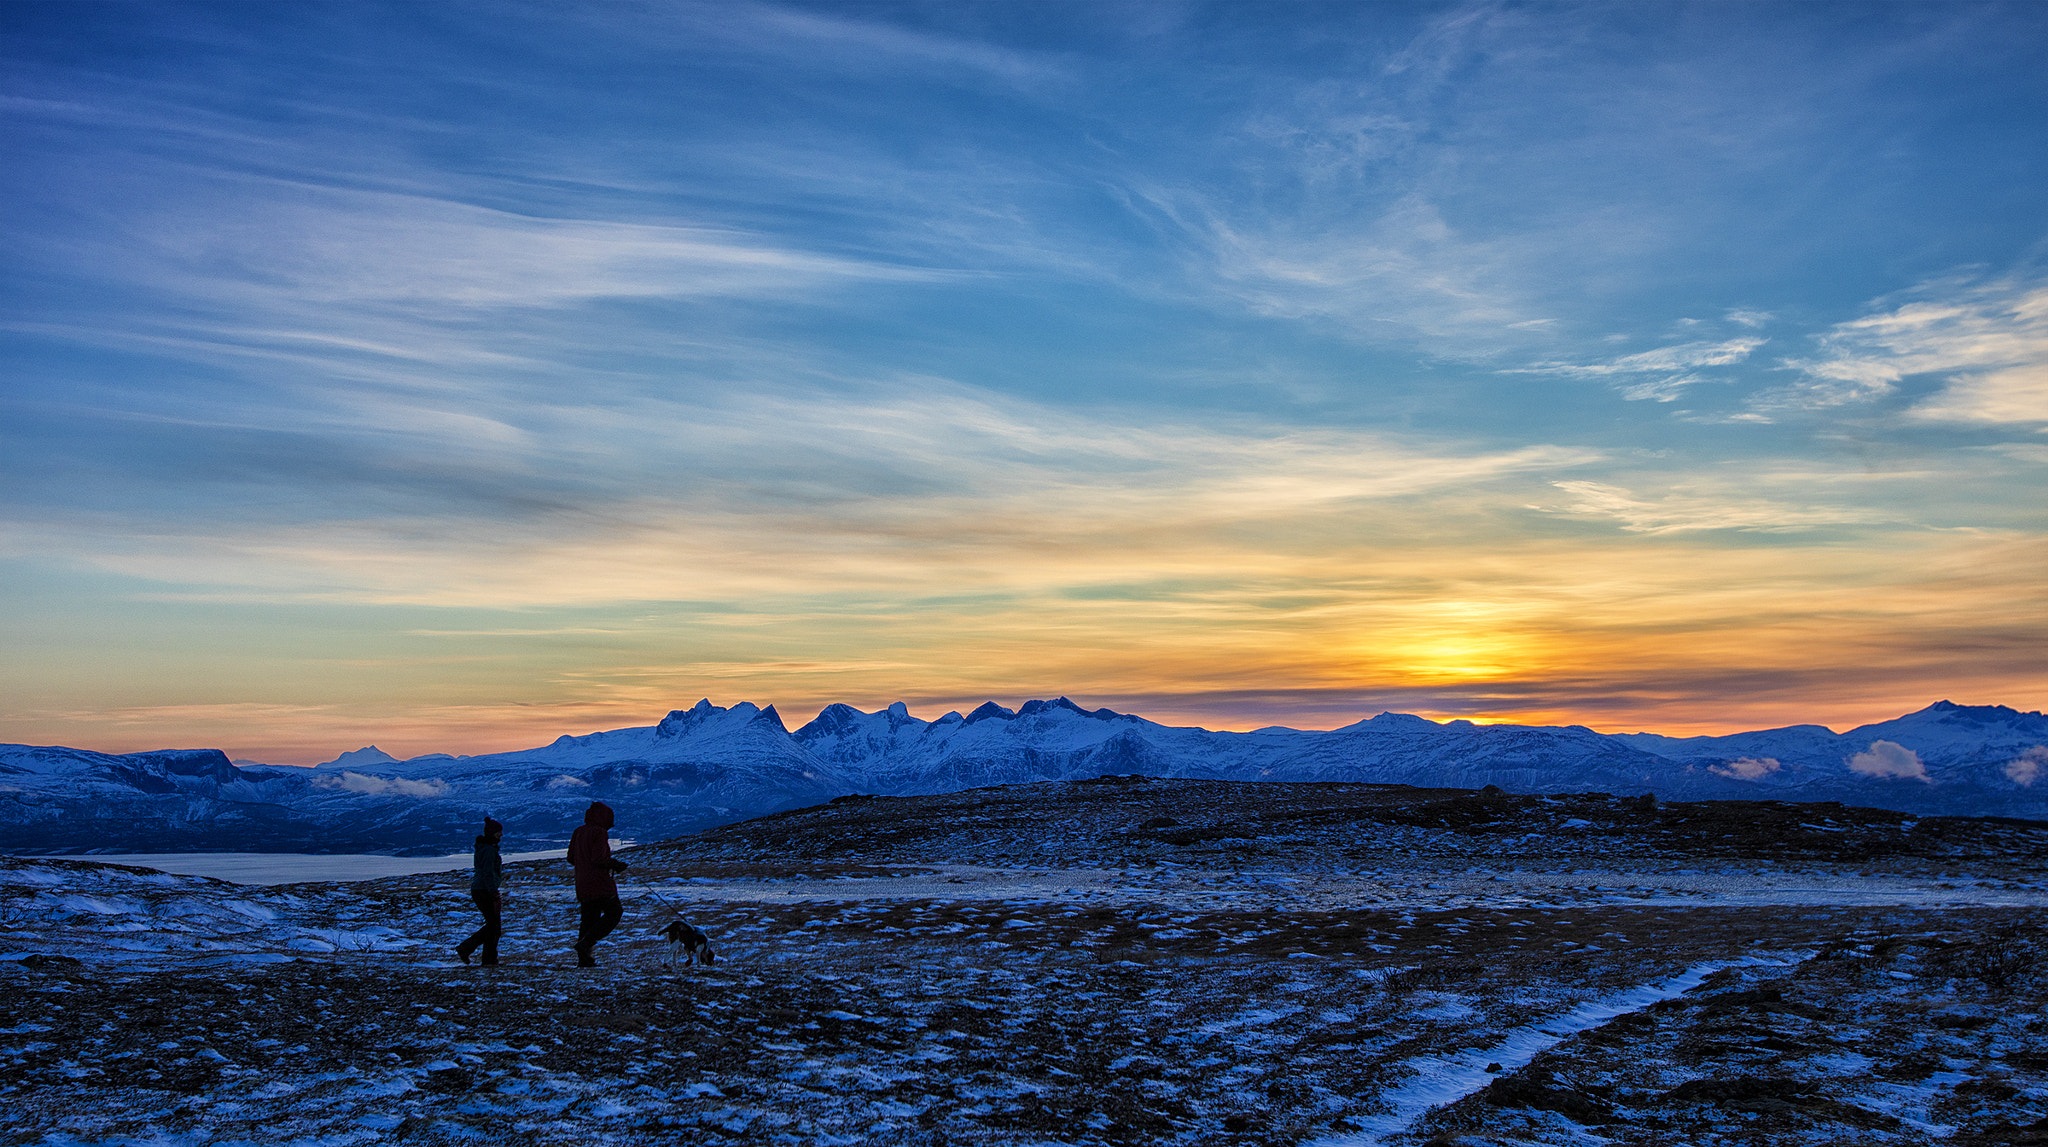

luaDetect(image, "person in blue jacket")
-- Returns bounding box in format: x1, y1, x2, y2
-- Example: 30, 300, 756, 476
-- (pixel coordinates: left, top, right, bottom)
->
455, 816, 504, 966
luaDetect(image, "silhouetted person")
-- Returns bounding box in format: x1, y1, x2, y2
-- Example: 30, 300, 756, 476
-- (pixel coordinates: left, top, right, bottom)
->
455, 816, 504, 966
569, 801, 628, 967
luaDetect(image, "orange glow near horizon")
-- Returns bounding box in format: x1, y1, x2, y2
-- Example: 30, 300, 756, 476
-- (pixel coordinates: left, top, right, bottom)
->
4, 444, 2043, 764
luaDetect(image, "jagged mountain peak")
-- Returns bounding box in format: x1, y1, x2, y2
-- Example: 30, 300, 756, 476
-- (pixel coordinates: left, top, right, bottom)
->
655, 698, 772, 738
965, 701, 1016, 724
795, 701, 927, 741
794, 703, 866, 739
880, 701, 921, 731
1016, 697, 1128, 722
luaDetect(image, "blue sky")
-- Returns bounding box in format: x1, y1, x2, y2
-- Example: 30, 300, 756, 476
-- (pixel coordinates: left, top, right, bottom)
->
3, 1, 2045, 761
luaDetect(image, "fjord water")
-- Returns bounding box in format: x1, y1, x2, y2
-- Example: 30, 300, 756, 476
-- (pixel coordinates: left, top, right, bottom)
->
11, 849, 566, 885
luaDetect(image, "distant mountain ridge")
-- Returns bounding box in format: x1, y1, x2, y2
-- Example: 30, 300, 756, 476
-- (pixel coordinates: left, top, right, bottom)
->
2, 698, 2043, 854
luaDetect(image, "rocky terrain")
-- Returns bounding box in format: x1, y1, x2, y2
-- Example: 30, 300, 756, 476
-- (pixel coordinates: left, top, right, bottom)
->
5, 778, 2048, 1145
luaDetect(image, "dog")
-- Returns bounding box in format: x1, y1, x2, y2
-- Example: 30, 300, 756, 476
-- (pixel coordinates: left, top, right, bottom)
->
658, 919, 716, 968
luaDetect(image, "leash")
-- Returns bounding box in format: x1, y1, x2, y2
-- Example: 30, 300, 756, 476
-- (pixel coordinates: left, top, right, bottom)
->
637, 883, 684, 916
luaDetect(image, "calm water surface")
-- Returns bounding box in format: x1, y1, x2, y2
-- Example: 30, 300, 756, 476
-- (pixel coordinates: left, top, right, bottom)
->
39, 850, 569, 885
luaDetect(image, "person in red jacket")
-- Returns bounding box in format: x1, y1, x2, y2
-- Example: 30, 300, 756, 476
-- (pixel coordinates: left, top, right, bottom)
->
568, 801, 628, 967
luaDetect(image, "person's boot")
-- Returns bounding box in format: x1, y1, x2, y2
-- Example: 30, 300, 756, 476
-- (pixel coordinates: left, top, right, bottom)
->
454, 945, 472, 966
574, 942, 596, 967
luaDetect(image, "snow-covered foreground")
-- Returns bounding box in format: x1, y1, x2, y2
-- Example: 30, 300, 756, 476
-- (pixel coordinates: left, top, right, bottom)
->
637, 861, 2048, 913
4, 779, 2047, 1145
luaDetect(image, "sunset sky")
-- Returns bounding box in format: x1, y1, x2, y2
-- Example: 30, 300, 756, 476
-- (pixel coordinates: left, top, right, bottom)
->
4, 2, 2046, 764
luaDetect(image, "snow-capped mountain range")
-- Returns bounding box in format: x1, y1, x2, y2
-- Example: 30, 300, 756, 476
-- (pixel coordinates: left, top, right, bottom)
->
3, 698, 2044, 853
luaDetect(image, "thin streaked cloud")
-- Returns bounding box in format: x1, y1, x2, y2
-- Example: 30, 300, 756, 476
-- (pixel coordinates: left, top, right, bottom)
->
1513, 337, 1769, 403
1545, 479, 1896, 535
2, 376, 1610, 606
1749, 275, 2048, 422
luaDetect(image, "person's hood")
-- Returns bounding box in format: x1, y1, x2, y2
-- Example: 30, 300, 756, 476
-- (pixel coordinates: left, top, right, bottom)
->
584, 801, 614, 829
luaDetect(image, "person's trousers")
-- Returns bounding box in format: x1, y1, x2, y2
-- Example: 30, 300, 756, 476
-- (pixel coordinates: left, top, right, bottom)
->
457, 890, 502, 965
576, 895, 622, 954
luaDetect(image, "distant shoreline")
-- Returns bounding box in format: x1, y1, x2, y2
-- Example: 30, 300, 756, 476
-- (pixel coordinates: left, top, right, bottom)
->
0, 849, 569, 886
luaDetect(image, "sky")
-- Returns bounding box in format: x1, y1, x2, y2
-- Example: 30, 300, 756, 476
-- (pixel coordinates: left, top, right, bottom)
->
3, 1, 2046, 764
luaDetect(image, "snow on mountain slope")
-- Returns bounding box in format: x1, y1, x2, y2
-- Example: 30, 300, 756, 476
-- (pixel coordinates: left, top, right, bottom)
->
369, 699, 851, 828
793, 697, 1267, 792
1611, 723, 1847, 771
5, 699, 2043, 854
0, 745, 308, 852
1847, 700, 2048, 776
1259, 715, 1676, 792
1612, 701, 2048, 813
1, 701, 847, 854
790, 696, 2048, 816
798, 700, 1703, 796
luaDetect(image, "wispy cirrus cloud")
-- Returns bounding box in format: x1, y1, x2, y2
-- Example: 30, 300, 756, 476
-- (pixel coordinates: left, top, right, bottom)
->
19, 175, 945, 316
1748, 275, 2048, 422
1546, 478, 1895, 535
1136, 187, 1538, 349
732, 4, 1062, 85
1513, 337, 1767, 402
1097, 0, 1965, 362
1, 375, 1607, 607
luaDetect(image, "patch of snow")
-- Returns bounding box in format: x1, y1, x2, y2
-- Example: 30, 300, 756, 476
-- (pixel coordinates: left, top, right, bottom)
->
1310, 953, 1805, 1146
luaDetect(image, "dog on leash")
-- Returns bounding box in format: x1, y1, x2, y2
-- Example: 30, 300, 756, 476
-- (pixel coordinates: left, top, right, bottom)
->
659, 919, 716, 967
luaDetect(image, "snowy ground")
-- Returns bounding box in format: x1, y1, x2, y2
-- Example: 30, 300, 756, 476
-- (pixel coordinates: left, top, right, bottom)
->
4, 779, 2047, 1145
